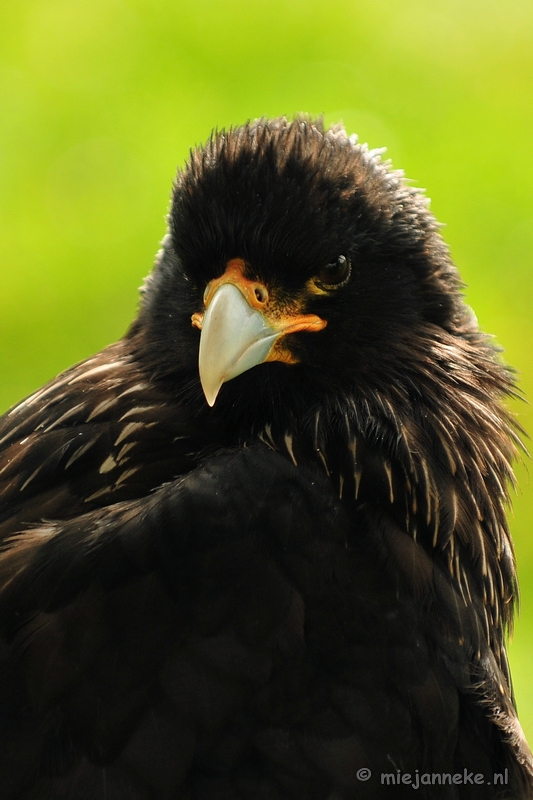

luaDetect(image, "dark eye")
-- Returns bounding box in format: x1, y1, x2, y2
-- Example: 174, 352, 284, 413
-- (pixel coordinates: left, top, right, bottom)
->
314, 255, 351, 289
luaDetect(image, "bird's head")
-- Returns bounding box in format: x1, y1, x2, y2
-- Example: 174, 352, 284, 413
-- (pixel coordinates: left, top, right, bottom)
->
135, 117, 495, 433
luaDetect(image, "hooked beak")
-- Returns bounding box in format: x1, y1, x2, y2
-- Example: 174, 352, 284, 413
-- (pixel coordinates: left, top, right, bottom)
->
191, 259, 326, 406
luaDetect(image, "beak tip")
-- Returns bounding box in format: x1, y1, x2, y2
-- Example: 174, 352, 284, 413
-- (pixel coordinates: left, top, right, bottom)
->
201, 378, 222, 408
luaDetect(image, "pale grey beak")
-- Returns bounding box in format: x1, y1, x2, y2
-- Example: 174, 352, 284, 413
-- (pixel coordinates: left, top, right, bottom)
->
198, 283, 280, 406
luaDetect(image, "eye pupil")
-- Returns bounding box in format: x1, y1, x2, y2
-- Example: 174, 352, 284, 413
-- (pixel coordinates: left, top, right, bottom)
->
316, 255, 350, 288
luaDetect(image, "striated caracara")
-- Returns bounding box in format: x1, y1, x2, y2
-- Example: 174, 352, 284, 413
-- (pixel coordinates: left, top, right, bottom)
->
0, 117, 531, 799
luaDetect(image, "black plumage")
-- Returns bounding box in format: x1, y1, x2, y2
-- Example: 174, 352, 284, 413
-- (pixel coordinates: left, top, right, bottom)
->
0, 116, 531, 799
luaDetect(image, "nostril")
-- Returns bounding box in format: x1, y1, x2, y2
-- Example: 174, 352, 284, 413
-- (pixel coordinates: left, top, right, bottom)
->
254, 285, 268, 305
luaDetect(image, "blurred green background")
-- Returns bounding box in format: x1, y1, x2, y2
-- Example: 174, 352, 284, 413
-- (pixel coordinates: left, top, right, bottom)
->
1, 0, 532, 738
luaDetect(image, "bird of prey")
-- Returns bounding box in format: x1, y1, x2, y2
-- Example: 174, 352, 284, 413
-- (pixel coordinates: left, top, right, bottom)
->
0, 117, 531, 800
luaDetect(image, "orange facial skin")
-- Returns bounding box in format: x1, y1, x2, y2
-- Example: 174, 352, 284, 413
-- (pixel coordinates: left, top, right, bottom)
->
192, 258, 327, 366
